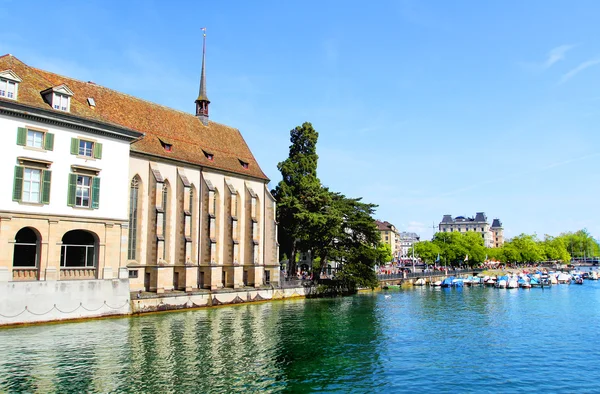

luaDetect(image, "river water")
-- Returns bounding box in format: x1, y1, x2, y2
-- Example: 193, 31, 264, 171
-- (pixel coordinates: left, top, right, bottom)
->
1, 281, 600, 393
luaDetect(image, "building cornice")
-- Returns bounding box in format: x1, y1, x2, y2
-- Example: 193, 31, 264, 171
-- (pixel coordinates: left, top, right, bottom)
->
0, 100, 143, 141
0, 210, 128, 224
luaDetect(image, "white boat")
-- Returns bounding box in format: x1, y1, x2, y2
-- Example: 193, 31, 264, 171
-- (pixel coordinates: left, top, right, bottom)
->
557, 273, 571, 284
507, 279, 519, 289
414, 278, 426, 286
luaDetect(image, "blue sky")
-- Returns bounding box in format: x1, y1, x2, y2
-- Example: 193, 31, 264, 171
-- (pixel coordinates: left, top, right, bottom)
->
3, 0, 599, 240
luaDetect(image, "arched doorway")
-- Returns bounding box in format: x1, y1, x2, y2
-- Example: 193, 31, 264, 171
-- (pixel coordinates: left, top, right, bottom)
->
12, 227, 40, 280
60, 230, 97, 279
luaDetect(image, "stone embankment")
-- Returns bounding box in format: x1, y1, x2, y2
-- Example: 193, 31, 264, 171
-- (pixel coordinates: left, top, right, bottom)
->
132, 287, 306, 314
0, 278, 307, 327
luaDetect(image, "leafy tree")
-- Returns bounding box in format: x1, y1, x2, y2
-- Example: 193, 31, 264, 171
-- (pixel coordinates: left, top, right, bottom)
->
541, 235, 570, 262
272, 122, 324, 278
411, 241, 440, 264
559, 229, 600, 259
463, 232, 486, 266
332, 197, 384, 289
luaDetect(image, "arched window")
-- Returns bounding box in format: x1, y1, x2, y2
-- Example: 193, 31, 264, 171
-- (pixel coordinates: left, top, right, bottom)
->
189, 188, 193, 237
60, 230, 96, 267
13, 227, 39, 267
162, 183, 168, 260
128, 177, 139, 260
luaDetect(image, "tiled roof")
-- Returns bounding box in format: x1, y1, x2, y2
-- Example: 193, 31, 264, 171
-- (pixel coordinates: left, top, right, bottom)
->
0, 54, 268, 181
375, 220, 395, 231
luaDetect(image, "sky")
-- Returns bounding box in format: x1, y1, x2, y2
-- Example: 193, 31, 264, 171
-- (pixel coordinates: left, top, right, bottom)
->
2, 0, 599, 240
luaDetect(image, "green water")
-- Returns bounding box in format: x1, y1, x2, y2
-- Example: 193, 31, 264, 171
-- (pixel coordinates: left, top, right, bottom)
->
2, 284, 600, 393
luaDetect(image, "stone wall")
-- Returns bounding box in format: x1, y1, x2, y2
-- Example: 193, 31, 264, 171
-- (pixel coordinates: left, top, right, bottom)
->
131, 287, 306, 314
0, 271, 131, 326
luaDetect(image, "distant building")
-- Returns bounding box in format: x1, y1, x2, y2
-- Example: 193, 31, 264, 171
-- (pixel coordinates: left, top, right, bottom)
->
490, 219, 504, 248
399, 232, 421, 260
375, 220, 401, 261
438, 213, 504, 248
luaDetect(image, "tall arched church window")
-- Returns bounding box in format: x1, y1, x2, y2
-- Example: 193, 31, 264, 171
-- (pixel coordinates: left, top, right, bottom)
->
162, 183, 168, 260
128, 177, 139, 260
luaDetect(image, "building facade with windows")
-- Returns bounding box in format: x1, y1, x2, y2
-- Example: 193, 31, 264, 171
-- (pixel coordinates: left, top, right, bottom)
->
375, 220, 401, 261
438, 212, 504, 248
490, 219, 504, 248
0, 57, 141, 283
0, 51, 279, 293
399, 232, 420, 261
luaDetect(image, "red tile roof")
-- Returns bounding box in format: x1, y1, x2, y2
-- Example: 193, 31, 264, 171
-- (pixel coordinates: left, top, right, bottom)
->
0, 54, 269, 181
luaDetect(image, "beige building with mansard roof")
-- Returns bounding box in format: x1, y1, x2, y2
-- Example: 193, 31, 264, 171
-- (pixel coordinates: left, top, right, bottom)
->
0, 45, 279, 293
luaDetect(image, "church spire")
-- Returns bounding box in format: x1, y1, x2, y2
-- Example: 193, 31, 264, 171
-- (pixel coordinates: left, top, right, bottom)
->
195, 27, 210, 126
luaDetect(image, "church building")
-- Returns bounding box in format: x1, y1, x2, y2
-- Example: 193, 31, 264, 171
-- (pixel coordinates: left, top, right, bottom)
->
0, 37, 279, 293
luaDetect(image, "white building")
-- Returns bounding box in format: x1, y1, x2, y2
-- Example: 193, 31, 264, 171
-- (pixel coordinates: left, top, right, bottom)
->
399, 232, 420, 261
439, 212, 504, 248
0, 59, 141, 282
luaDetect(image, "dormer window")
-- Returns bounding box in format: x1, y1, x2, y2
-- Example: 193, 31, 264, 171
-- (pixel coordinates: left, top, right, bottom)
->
0, 79, 16, 99
41, 84, 74, 113
239, 160, 249, 169
0, 70, 22, 100
158, 138, 173, 152
203, 150, 214, 161
53, 93, 70, 111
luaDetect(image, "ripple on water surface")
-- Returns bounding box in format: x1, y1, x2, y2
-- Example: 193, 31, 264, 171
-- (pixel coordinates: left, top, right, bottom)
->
1, 283, 600, 393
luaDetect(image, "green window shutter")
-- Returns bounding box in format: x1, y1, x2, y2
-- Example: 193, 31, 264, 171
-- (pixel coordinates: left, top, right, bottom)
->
12, 166, 24, 201
67, 173, 77, 206
93, 142, 103, 159
17, 127, 27, 146
44, 133, 54, 151
70, 138, 79, 155
41, 170, 52, 204
92, 177, 101, 209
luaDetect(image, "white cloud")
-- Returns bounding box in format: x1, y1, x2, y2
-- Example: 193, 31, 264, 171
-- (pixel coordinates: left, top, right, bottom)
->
518, 44, 577, 72
559, 58, 600, 84
543, 44, 576, 69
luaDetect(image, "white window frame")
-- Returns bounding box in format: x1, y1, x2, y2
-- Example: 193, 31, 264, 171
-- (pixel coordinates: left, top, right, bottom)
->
76, 175, 92, 208
53, 93, 70, 111
0, 78, 17, 100
26, 130, 44, 149
22, 168, 42, 203
79, 139, 94, 157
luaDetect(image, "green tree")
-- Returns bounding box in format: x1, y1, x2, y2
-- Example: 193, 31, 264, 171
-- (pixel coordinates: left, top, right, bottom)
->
272, 122, 325, 278
411, 241, 440, 264
462, 232, 486, 266
541, 235, 570, 262
559, 229, 600, 259
330, 197, 384, 289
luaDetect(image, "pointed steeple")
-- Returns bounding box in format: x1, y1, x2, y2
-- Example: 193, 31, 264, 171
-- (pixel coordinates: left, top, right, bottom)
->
195, 28, 210, 126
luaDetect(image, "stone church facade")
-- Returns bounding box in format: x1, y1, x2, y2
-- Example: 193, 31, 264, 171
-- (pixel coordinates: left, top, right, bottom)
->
0, 44, 279, 293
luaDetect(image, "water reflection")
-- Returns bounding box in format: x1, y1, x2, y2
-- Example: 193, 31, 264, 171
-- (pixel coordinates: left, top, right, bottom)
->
4, 285, 598, 393
0, 297, 384, 393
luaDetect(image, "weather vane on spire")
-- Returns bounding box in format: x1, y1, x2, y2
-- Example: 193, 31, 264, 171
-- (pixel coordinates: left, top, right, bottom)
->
196, 27, 210, 125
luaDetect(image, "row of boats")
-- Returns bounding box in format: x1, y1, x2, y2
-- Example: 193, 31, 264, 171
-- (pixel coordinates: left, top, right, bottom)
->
415, 271, 597, 288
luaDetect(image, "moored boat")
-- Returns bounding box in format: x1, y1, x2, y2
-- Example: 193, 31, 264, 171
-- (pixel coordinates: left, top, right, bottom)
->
441, 277, 455, 288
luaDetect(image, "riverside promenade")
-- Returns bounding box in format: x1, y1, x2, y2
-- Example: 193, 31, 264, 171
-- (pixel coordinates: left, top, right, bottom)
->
377, 269, 483, 286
